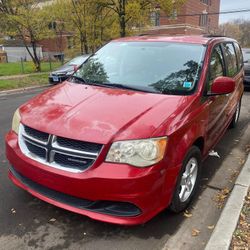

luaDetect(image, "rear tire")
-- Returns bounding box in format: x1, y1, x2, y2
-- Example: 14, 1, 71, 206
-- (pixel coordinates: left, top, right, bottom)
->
169, 146, 202, 213
229, 99, 241, 129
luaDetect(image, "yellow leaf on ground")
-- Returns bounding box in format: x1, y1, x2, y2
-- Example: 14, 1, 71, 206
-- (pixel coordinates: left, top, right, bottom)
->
192, 228, 200, 236
183, 210, 193, 218
207, 225, 215, 230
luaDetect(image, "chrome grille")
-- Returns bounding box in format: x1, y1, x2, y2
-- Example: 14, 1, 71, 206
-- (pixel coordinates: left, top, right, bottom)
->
18, 124, 103, 173
52, 73, 65, 77
24, 125, 49, 143
56, 137, 102, 153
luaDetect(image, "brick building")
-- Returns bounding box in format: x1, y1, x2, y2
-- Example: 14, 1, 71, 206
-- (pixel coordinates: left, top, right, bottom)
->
38, 31, 73, 59
148, 0, 221, 35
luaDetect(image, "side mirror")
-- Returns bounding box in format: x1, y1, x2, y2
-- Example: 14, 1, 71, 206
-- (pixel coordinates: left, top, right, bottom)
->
210, 76, 235, 95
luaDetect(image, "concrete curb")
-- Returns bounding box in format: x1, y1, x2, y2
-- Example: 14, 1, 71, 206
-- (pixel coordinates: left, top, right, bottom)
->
205, 154, 250, 250
0, 85, 50, 96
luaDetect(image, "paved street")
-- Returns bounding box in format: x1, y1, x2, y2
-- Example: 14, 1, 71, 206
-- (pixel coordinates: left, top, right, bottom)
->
0, 88, 250, 250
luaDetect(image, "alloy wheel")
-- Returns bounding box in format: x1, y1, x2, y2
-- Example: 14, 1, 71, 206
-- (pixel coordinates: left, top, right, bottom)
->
179, 157, 198, 202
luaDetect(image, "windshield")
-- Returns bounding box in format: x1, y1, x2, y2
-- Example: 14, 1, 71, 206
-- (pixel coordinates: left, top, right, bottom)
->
73, 42, 205, 95
243, 50, 250, 62
67, 56, 88, 66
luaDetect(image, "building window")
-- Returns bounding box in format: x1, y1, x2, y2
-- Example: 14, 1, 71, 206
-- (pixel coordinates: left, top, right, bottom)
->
150, 11, 160, 26
48, 21, 57, 30
67, 37, 74, 49
201, 0, 209, 5
169, 9, 177, 20
199, 14, 208, 26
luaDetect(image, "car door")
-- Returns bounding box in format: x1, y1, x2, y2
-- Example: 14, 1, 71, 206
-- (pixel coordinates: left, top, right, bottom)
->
205, 44, 229, 149
221, 42, 243, 122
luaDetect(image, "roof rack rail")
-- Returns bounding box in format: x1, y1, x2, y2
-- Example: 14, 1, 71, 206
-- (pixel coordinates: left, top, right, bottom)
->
203, 34, 226, 38
137, 33, 151, 36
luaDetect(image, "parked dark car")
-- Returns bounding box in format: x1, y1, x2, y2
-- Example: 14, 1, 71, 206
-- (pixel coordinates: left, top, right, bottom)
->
49, 55, 89, 84
242, 48, 250, 87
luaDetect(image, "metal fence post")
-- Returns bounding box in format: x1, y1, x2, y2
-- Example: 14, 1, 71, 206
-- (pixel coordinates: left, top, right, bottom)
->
20, 58, 24, 74
49, 56, 52, 70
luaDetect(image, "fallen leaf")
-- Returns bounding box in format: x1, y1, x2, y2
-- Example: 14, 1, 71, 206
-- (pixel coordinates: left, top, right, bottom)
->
222, 188, 230, 195
245, 145, 250, 153
192, 228, 200, 236
207, 225, 215, 230
183, 210, 193, 218
49, 218, 56, 222
239, 159, 245, 165
11, 208, 16, 214
213, 188, 230, 208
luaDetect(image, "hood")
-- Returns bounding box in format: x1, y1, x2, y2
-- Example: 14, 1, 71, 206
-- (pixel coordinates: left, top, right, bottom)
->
244, 62, 250, 70
244, 63, 250, 77
20, 82, 196, 144
52, 65, 75, 75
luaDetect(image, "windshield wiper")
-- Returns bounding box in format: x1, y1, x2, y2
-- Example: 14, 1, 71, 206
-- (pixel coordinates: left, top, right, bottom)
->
90, 81, 158, 93
69, 75, 87, 84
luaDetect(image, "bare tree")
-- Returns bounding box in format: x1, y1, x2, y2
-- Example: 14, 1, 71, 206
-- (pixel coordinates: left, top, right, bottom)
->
0, 0, 51, 71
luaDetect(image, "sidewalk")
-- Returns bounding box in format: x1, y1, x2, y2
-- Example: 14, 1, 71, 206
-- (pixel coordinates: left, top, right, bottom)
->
205, 154, 250, 250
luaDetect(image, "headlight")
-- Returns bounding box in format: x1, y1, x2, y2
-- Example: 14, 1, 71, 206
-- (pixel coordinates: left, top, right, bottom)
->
12, 109, 21, 134
106, 137, 167, 167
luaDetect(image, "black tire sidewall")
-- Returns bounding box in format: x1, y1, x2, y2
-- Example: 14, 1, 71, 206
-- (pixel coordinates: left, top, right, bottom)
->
170, 146, 202, 213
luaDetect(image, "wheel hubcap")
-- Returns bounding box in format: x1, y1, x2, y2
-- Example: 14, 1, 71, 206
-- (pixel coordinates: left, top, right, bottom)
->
179, 157, 198, 202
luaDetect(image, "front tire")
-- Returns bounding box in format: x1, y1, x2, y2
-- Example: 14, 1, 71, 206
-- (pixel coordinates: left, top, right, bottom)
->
169, 146, 202, 213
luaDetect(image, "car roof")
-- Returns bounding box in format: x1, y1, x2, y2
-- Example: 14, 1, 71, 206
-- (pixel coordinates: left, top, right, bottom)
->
74, 54, 90, 59
242, 48, 250, 52
113, 35, 237, 45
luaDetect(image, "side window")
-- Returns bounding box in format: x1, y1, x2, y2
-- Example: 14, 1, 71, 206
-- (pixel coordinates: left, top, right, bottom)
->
234, 42, 244, 70
208, 45, 225, 91
222, 43, 238, 77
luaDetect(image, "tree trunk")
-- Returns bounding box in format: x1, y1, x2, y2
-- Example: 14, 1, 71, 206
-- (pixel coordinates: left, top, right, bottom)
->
17, 27, 41, 72
80, 32, 89, 54
119, 16, 126, 37
119, 0, 126, 37
80, 33, 84, 55
22, 39, 41, 72
31, 41, 41, 72
83, 39, 89, 54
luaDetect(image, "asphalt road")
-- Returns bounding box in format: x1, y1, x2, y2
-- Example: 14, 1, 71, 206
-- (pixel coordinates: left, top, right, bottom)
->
0, 88, 250, 250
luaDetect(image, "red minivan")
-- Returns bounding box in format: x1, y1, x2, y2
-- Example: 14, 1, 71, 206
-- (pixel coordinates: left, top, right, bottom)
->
6, 35, 244, 225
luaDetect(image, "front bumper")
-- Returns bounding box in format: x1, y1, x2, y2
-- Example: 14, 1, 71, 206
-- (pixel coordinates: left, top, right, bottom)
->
48, 75, 68, 84
6, 131, 175, 225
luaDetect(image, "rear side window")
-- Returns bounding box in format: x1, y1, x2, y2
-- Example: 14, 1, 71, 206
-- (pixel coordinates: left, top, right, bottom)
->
234, 42, 244, 69
207, 45, 225, 91
222, 43, 238, 77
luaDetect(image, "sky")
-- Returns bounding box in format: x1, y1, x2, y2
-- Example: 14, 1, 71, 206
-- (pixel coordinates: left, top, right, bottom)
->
220, 0, 250, 23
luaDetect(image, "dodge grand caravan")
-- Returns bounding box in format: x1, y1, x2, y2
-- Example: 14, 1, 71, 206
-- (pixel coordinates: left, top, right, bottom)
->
6, 35, 244, 225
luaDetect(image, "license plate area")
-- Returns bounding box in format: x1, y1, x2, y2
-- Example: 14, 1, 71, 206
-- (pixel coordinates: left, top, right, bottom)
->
53, 76, 59, 82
